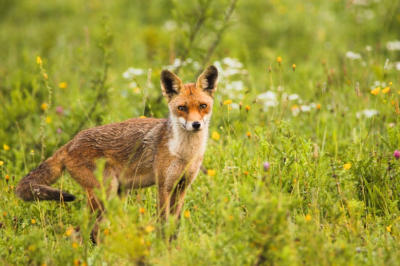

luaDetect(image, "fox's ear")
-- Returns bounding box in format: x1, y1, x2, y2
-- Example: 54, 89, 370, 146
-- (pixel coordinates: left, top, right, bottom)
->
160, 69, 183, 101
196, 65, 218, 97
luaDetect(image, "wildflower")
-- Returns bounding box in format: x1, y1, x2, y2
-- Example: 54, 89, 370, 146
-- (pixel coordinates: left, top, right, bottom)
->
36, 56, 42, 66
246, 131, 251, 138
139, 208, 145, 214
0, 161, 3, 166
305, 214, 312, 221
3, 144, 10, 151
31, 219, 36, 224
145, 225, 155, 233
5, 175, 9, 181
104, 229, 109, 235
211, 131, 220, 141
184, 211, 190, 218
382, 87, 390, 93
45, 117, 52, 124
343, 163, 352, 170
292, 63, 296, 70
57, 128, 62, 134
277, 56, 282, 64
65, 227, 74, 236
41, 103, 48, 110
316, 103, 321, 110
263, 162, 270, 171
139, 116, 146, 118
389, 82, 393, 86
371, 87, 380, 95
3, 212, 6, 217
31, 150, 35, 155
229, 215, 234, 220
72, 242, 78, 249
73, 260, 80, 266
386, 225, 392, 232
207, 169, 216, 176
244, 171, 249, 175
245, 105, 250, 111
59, 82, 67, 89
394, 150, 400, 160
228, 106, 232, 111
293, 179, 297, 183
42, 73, 48, 79
223, 99, 233, 105
56, 106, 64, 115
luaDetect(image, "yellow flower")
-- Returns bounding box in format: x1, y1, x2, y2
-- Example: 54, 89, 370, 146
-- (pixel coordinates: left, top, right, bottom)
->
3, 144, 10, 151
277, 56, 282, 63
184, 211, 190, 218
145, 225, 155, 233
42, 73, 48, 79
36, 56, 42, 66
72, 242, 78, 249
223, 99, 233, 105
31, 219, 36, 224
65, 227, 73, 236
139, 116, 146, 118
305, 214, 312, 221
45, 116, 52, 124
41, 103, 48, 110
207, 169, 216, 176
316, 103, 321, 110
31, 150, 35, 155
371, 87, 380, 95
104, 229, 109, 235
245, 105, 250, 111
382, 87, 390, 93
293, 179, 297, 183
292, 63, 296, 70
343, 163, 351, 170
244, 171, 249, 175
211, 131, 220, 141
139, 207, 145, 214
386, 225, 392, 232
59, 82, 67, 89
0, 161, 3, 166
389, 82, 393, 86
246, 131, 251, 138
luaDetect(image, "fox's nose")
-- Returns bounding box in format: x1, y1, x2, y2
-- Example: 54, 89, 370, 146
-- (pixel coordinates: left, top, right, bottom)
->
192, 121, 201, 130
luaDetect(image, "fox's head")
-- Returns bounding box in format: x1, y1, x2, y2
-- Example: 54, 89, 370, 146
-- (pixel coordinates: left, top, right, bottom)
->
161, 66, 218, 132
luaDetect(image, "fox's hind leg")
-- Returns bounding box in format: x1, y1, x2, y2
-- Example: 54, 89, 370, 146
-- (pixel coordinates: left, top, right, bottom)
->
65, 161, 118, 244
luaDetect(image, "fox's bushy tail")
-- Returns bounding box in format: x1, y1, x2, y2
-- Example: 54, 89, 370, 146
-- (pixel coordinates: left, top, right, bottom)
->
15, 147, 76, 202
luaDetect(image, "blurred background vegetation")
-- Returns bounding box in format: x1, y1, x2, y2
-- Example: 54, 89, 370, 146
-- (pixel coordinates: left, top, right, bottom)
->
1, 0, 400, 265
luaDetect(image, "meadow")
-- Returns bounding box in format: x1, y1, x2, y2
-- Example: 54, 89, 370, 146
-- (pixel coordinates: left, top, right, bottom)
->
1, 0, 400, 265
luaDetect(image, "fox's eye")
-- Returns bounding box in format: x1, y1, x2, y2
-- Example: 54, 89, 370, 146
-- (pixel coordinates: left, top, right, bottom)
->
178, 106, 187, 112
200, 104, 207, 110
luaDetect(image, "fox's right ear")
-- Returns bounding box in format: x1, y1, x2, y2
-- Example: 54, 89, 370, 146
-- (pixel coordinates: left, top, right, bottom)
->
160, 70, 183, 101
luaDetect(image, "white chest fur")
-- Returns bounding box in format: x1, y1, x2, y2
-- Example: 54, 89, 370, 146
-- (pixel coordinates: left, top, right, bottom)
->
168, 117, 209, 160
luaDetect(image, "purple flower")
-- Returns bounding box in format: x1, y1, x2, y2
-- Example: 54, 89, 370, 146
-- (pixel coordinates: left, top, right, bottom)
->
263, 162, 270, 171
57, 128, 62, 134
56, 106, 64, 115
394, 150, 400, 160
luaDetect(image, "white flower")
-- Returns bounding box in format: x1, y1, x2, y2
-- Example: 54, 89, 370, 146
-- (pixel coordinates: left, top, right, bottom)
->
300, 105, 311, 112
163, 20, 177, 31
356, 109, 379, 119
122, 67, 144, 80
386, 41, 400, 51
226, 81, 244, 91
257, 91, 276, 101
288, 94, 299, 101
346, 51, 362, 60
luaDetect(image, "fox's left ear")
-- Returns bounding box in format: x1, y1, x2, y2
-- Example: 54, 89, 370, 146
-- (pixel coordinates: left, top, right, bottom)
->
196, 65, 218, 97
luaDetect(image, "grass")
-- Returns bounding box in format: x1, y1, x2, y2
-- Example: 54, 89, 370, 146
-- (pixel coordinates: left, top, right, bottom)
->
1, 0, 400, 265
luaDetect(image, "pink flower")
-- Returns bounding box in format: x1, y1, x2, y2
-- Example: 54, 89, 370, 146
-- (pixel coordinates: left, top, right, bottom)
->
263, 162, 270, 171
56, 106, 64, 115
394, 150, 400, 160
57, 128, 62, 134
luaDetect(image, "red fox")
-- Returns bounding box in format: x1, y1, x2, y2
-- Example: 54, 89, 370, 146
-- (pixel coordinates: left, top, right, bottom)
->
16, 65, 218, 242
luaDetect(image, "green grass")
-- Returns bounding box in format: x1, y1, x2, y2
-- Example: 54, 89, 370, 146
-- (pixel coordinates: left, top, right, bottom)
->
1, 0, 400, 265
